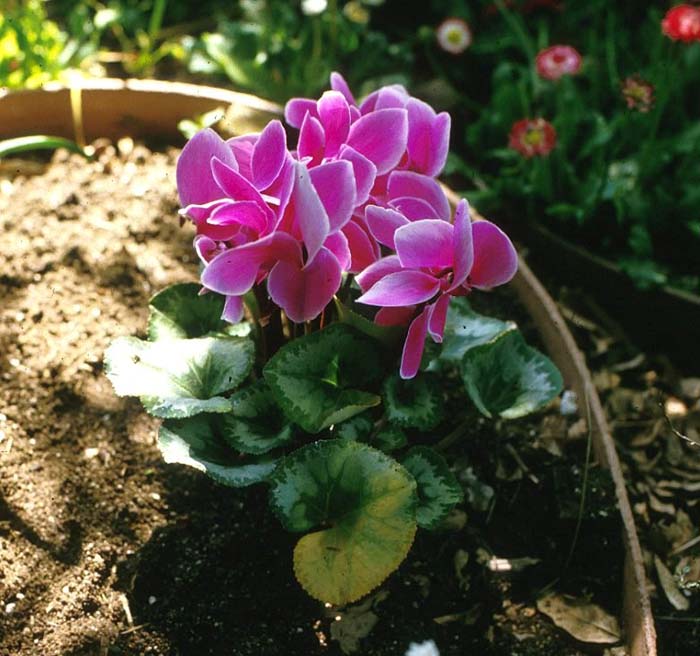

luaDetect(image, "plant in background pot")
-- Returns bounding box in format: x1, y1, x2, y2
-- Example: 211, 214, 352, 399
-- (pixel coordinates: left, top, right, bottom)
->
104, 72, 563, 605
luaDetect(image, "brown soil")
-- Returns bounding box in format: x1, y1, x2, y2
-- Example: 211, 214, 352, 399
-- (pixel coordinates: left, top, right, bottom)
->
0, 144, 623, 656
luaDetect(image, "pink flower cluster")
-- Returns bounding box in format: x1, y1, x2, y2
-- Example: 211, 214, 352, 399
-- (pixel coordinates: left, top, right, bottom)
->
176, 73, 517, 378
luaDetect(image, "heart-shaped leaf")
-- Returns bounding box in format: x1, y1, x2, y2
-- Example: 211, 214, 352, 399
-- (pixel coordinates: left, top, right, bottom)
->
264, 324, 382, 433
383, 373, 444, 430
440, 297, 516, 364
461, 330, 563, 419
159, 415, 277, 487
221, 380, 294, 454
335, 412, 374, 441
335, 413, 407, 452
402, 447, 463, 529
104, 335, 254, 418
269, 439, 417, 605
148, 283, 250, 340
373, 426, 407, 452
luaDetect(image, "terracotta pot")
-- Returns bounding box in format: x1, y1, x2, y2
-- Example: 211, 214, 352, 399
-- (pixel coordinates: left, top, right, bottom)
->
0, 78, 657, 656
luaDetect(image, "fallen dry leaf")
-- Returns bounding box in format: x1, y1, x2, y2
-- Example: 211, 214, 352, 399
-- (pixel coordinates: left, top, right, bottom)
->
536, 593, 621, 644
329, 590, 389, 654
654, 555, 690, 611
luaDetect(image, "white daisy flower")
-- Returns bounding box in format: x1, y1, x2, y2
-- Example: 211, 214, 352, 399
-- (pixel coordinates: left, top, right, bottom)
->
436, 18, 472, 55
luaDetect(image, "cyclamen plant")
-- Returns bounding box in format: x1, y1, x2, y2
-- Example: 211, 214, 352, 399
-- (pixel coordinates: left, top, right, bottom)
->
105, 73, 562, 605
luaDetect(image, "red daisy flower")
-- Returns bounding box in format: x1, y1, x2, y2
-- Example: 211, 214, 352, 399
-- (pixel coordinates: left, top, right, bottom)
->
662, 4, 700, 42
535, 45, 582, 80
508, 118, 557, 158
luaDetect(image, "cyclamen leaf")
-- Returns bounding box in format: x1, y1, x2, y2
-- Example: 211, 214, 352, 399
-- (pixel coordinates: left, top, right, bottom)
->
335, 413, 407, 452
374, 426, 407, 452
159, 415, 277, 487
104, 335, 254, 418
402, 447, 463, 529
148, 283, 250, 340
221, 381, 294, 455
269, 439, 417, 605
383, 373, 444, 431
440, 297, 516, 364
335, 412, 374, 441
263, 324, 383, 433
461, 330, 563, 419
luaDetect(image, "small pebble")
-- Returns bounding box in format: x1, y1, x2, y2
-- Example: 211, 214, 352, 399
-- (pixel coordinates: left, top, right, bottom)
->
148, 596, 157, 605
560, 390, 578, 415
5, 603, 16, 614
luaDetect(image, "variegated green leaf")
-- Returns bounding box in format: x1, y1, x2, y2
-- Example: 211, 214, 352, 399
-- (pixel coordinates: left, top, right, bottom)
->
402, 447, 463, 529
383, 373, 444, 430
263, 324, 382, 433
461, 330, 563, 419
269, 439, 417, 605
159, 415, 277, 487
104, 335, 254, 418
440, 297, 516, 364
221, 380, 294, 454
148, 283, 250, 340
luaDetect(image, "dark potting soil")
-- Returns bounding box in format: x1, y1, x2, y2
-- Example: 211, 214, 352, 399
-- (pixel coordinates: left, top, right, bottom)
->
0, 144, 623, 656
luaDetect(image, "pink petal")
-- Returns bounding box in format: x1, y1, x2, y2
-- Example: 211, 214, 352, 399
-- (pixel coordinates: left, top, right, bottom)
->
324, 231, 351, 271
346, 108, 409, 175
394, 220, 454, 270
227, 134, 256, 182
387, 171, 450, 220
268, 247, 342, 323
375, 305, 415, 327
308, 160, 356, 232
289, 162, 330, 262
211, 157, 265, 204
400, 306, 431, 379
449, 199, 473, 291
359, 85, 408, 114
201, 232, 301, 296
429, 112, 451, 177
342, 219, 379, 273
389, 196, 441, 221
252, 120, 287, 191
357, 270, 440, 307
265, 155, 295, 228
469, 221, 519, 289
193, 235, 220, 263
330, 72, 356, 106
298, 114, 326, 166
427, 294, 450, 342
222, 295, 245, 323
355, 254, 403, 293
284, 98, 318, 129
177, 129, 237, 207
365, 205, 409, 249
373, 85, 409, 110
338, 145, 377, 205
406, 99, 451, 177
317, 91, 350, 158
208, 200, 268, 233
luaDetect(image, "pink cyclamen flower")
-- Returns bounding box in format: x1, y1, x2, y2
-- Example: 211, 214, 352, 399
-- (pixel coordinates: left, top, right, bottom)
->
177, 126, 356, 323
436, 18, 473, 54
356, 201, 518, 379
535, 45, 582, 80
508, 118, 556, 158
621, 75, 654, 113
